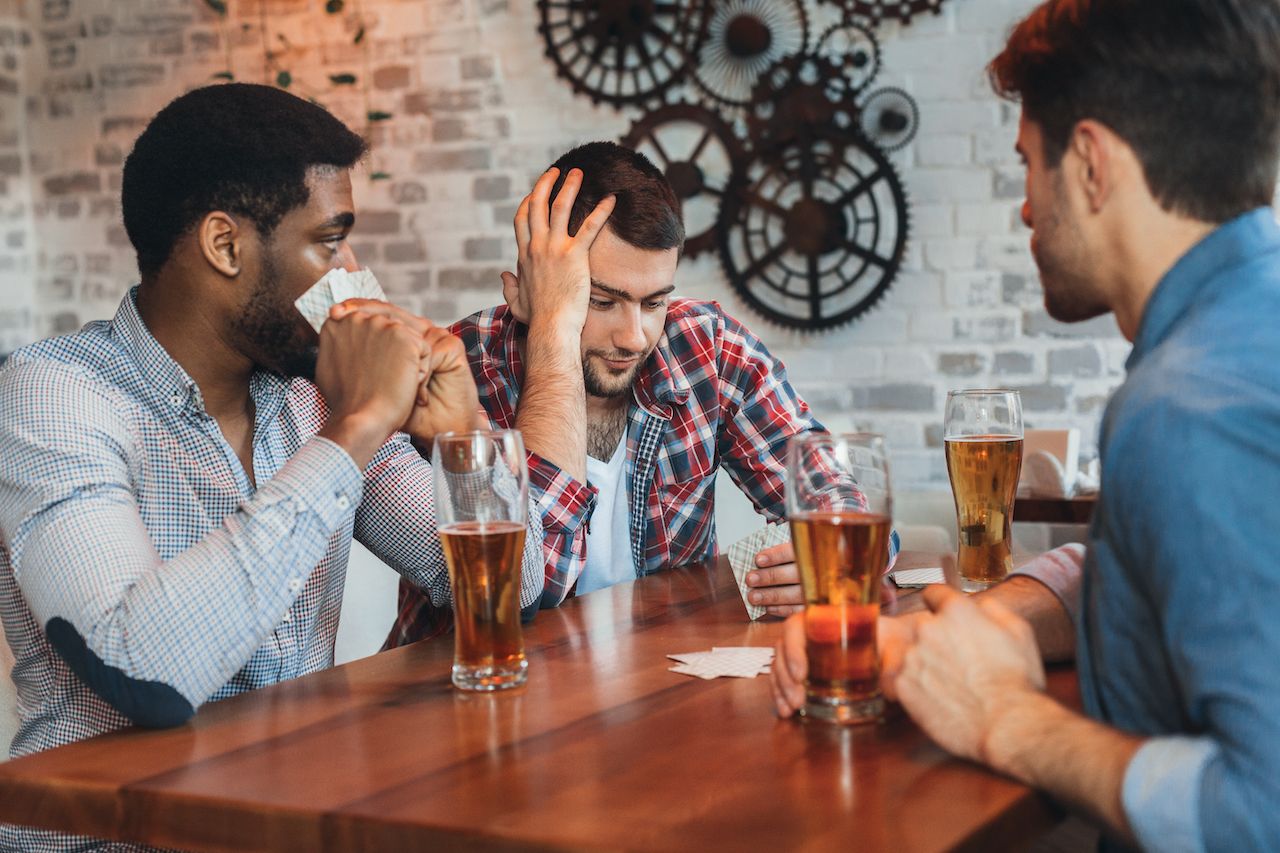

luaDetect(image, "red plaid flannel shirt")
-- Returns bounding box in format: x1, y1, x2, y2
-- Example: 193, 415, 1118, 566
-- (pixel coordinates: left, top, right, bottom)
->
384, 299, 826, 647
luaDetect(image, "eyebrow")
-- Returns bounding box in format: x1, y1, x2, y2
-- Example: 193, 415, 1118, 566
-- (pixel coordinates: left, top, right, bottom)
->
318, 212, 355, 231
590, 280, 676, 302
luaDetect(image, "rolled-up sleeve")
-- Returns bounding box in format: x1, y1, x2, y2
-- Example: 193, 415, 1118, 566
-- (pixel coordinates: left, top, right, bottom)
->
1122, 736, 1217, 853
1010, 543, 1085, 627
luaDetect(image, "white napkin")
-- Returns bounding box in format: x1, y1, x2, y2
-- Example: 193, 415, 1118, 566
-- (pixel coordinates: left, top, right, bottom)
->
294, 268, 389, 333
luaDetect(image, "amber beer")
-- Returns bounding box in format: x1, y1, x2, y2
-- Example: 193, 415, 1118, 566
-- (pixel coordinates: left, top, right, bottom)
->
945, 435, 1024, 589
440, 520, 527, 690
791, 511, 892, 723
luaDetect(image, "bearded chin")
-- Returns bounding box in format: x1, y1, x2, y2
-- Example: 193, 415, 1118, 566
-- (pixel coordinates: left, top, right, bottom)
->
583, 359, 638, 398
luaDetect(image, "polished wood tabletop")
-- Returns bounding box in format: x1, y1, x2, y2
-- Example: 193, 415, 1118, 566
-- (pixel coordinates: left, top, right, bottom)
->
0, 552, 1079, 852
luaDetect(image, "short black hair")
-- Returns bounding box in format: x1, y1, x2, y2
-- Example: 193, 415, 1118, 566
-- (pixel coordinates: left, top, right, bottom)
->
989, 0, 1280, 223
548, 141, 684, 254
122, 83, 367, 277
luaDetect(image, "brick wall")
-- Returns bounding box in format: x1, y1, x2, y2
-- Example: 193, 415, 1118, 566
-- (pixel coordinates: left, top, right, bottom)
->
0, 0, 1129, 490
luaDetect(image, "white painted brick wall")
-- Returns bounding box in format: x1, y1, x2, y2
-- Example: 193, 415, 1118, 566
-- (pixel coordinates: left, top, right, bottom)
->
0, 0, 1138, 491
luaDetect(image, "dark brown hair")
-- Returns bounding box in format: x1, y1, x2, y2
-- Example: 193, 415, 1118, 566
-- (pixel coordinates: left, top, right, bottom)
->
548, 141, 684, 253
989, 0, 1280, 223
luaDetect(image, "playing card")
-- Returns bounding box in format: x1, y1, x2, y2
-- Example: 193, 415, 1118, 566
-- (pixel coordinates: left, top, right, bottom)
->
667, 647, 774, 679
725, 523, 791, 621
294, 268, 389, 333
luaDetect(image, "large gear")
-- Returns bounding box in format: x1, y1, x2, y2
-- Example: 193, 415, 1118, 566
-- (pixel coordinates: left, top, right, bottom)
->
691, 0, 809, 110
622, 102, 748, 259
536, 0, 709, 109
815, 18, 881, 94
745, 53, 863, 150
818, 0, 946, 25
716, 129, 909, 331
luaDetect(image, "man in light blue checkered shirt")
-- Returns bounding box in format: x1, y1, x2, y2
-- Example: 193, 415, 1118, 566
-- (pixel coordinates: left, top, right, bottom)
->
0, 84, 547, 851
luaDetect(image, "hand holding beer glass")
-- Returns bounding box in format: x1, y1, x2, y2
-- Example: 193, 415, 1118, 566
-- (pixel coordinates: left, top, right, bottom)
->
787, 433, 892, 725
433, 430, 529, 692
944, 390, 1024, 592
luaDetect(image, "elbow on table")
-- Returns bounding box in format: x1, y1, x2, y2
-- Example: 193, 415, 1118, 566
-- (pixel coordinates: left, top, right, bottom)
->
45, 616, 196, 728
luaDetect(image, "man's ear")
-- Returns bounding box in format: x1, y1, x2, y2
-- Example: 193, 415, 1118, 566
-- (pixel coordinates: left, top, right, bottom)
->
1068, 120, 1115, 214
197, 211, 242, 278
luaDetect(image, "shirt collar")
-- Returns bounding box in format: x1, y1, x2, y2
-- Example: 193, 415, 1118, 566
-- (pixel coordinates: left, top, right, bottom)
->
110, 285, 294, 418
1128, 207, 1280, 370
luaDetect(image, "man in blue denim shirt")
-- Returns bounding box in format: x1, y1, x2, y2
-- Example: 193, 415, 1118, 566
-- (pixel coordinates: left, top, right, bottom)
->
774, 0, 1280, 849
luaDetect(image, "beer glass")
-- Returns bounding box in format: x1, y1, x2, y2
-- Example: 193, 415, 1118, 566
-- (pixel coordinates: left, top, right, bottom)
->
786, 433, 892, 725
432, 430, 529, 692
943, 390, 1024, 592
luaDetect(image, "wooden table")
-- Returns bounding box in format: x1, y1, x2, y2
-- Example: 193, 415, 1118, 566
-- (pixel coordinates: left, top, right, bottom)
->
0, 552, 1078, 852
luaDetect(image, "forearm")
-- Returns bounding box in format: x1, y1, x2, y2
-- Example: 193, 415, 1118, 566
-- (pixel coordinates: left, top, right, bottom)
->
984, 692, 1142, 845
982, 575, 1076, 662
516, 320, 587, 483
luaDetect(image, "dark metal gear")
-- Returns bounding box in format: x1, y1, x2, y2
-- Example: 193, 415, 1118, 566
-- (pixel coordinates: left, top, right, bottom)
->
745, 53, 863, 150
536, 0, 710, 109
815, 18, 881, 94
859, 86, 919, 151
818, 0, 946, 25
621, 101, 748, 259
691, 0, 809, 109
717, 130, 909, 331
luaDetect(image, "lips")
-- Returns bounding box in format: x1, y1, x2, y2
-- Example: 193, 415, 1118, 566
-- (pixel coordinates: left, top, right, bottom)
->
602, 357, 638, 371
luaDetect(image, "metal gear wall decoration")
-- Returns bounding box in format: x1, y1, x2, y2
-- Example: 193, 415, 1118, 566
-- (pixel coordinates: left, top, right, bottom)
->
537, 0, 950, 331
691, 0, 809, 109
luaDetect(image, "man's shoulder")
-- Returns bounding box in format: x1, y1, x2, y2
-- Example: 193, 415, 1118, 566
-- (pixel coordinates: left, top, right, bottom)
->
0, 323, 130, 410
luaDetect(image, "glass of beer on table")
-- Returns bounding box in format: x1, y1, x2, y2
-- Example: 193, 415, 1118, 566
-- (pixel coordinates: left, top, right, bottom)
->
432, 429, 529, 692
943, 390, 1024, 592
786, 433, 892, 725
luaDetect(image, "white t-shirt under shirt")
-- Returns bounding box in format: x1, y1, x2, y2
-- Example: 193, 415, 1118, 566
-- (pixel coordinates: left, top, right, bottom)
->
575, 435, 633, 596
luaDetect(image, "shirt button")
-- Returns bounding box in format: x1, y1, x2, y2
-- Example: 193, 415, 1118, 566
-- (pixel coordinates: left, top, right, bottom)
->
281, 610, 293, 623
288, 578, 303, 593
336, 494, 351, 511
169, 392, 183, 407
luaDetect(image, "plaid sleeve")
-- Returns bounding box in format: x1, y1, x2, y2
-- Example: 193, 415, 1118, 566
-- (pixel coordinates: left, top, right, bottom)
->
0, 360, 362, 723
527, 449, 596, 608
712, 310, 825, 521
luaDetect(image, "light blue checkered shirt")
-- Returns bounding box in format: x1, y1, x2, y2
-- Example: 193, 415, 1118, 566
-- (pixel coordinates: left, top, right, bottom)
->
0, 288, 544, 852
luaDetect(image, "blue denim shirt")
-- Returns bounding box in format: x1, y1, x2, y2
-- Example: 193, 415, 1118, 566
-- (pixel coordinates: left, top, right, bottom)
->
1082, 209, 1280, 851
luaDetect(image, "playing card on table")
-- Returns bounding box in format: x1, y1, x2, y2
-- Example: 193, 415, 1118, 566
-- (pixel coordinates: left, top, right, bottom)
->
890, 567, 947, 588
294, 268, 389, 333
667, 647, 774, 680
725, 523, 791, 621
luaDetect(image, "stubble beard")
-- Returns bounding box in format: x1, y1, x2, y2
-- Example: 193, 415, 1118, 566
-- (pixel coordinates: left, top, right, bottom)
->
231, 249, 319, 380
1033, 180, 1111, 325
582, 350, 646, 399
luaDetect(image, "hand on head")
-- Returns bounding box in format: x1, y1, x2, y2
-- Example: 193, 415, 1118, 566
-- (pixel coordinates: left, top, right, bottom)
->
501, 167, 616, 331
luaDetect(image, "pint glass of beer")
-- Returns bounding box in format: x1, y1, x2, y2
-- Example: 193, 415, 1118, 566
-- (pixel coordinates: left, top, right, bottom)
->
432, 430, 529, 692
786, 433, 892, 725
943, 390, 1024, 592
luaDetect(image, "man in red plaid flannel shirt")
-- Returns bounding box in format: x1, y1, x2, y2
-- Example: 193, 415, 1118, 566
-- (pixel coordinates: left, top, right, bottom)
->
385, 142, 844, 647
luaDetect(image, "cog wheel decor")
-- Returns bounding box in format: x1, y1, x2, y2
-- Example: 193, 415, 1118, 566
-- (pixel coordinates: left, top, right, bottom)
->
691, 0, 809, 109
859, 86, 920, 151
745, 54, 863, 149
815, 19, 881, 94
536, 0, 709, 109
717, 130, 909, 330
819, 0, 946, 25
622, 102, 747, 259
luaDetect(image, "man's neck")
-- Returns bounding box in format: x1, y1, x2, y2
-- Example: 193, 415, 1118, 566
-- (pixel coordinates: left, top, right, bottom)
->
585, 394, 628, 461
1106, 208, 1217, 341
135, 278, 255, 421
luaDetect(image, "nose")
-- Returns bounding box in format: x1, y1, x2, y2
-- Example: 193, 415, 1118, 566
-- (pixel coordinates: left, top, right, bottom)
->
613, 305, 646, 355
336, 242, 359, 272
1020, 199, 1032, 229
